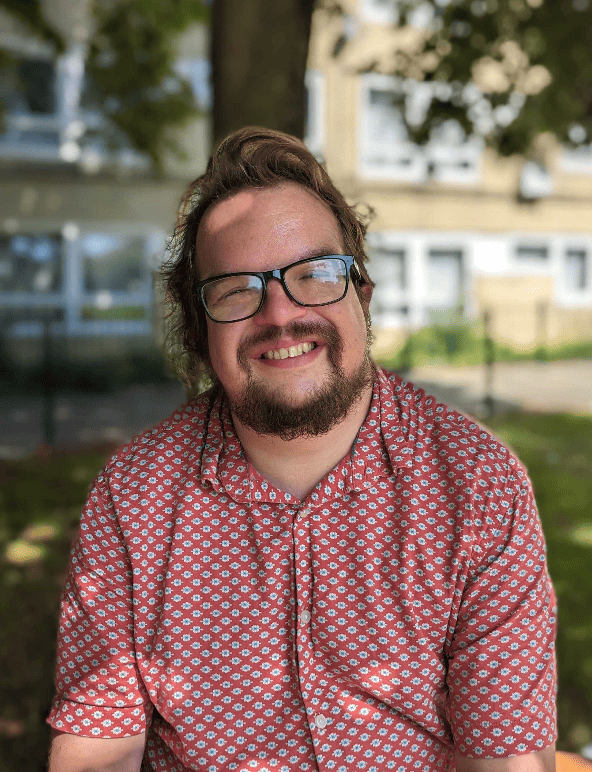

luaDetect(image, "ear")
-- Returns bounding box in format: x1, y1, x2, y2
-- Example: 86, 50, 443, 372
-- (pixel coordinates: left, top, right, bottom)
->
359, 280, 373, 309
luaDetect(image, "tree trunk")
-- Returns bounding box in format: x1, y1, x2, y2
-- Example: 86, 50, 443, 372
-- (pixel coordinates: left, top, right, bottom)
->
212, 0, 314, 147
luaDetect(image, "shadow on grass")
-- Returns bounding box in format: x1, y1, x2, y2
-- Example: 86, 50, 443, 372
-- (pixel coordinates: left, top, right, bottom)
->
0, 447, 115, 772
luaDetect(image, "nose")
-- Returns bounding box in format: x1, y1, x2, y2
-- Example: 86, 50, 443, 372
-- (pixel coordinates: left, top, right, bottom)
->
254, 277, 307, 327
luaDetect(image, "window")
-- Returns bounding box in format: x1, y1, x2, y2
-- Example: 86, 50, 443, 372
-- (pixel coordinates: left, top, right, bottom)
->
359, 75, 480, 183
519, 161, 553, 199
360, 0, 399, 24
304, 70, 325, 160
516, 245, 549, 261
2, 57, 57, 115
426, 120, 481, 184
369, 247, 408, 327
0, 234, 63, 294
565, 249, 587, 290
427, 249, 464, 312
359, 75, 423, 180
0, 229, 159, 334
80, 234, 150, 321
0, 55, 61, 159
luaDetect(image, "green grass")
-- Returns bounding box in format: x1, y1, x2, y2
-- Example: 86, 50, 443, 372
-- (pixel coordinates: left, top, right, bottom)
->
376, 320, 592, 370
0, 449, 111, 772
487, 413, 592, 754
0, 414, 591, 768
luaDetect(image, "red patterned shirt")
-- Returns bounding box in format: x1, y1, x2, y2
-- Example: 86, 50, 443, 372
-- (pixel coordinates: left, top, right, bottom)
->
48, 369, 557, 771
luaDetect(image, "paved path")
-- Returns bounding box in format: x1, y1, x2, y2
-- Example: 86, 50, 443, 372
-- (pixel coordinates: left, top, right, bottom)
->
1, 360, 590, 459
0, 382, 186, 459
409, 359, 592, 417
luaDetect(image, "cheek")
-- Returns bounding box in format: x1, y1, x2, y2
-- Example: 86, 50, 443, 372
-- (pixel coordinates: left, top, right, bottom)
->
206, 321, 247, 382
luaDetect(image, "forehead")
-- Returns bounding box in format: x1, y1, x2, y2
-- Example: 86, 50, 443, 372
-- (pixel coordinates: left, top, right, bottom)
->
195, 182, 344, 278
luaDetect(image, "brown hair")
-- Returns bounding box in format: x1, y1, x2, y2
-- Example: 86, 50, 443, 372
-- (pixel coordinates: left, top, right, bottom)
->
162, 126, 373, 386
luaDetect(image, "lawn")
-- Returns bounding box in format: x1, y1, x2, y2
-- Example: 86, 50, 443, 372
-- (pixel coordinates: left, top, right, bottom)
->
0, 412, 591, 770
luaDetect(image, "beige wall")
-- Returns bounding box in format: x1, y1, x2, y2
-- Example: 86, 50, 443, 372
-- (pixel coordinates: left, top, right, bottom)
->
308, 3, 592, 348
308, 4, 592, 233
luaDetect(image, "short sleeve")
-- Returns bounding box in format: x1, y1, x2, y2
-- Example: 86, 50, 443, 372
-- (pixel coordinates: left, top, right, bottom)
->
446, 466, 557, 758
47, 476, 152, 738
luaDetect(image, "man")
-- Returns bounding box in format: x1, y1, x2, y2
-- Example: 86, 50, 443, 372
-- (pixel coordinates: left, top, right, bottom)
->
48, 127, 557, 772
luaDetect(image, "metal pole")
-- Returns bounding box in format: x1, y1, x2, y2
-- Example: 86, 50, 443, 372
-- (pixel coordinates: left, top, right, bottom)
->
536, 301, 548, 362
483, 309, 495, 419
41, 310, 56, 448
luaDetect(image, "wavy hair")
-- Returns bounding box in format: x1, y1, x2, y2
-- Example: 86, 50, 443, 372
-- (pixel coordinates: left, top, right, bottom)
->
162, 126, 373, 387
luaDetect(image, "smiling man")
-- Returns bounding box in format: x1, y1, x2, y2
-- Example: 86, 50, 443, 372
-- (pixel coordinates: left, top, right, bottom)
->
48, 128, 557, 772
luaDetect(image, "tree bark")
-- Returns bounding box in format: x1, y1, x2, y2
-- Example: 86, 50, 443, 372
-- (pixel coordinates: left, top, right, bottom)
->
212, 0, 314, 147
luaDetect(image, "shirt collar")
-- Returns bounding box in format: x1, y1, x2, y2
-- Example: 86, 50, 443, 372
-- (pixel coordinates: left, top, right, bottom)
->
199, 369, 414, 504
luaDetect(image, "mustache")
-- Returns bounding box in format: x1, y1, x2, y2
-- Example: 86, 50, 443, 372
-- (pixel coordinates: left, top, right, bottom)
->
237, 321, 341, 363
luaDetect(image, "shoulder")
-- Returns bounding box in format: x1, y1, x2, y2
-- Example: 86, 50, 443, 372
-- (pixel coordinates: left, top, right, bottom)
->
377, 367, 528, 485
97, 388, 217, 488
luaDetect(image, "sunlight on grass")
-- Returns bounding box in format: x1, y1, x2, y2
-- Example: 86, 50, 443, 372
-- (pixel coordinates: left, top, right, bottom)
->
567, 523, 592, 548
5, 540, 46, 565
20, 522, 59, 542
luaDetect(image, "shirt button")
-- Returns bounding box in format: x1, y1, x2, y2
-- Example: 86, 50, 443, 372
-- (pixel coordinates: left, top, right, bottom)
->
315, 714, 327, 730
301, 610, 311, 624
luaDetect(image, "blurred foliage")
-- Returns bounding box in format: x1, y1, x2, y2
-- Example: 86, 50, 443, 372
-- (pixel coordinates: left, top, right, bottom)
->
0, 413, 591, 767
0, 0, 63, 52
86, 0, 209, 169
3, 0, 592, 166
0, 0, 208, 169
377, 319, 592, 370
392, 0, 592, 161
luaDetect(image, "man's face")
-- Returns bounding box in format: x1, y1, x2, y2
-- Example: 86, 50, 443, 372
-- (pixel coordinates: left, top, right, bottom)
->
195, 182, 373, 438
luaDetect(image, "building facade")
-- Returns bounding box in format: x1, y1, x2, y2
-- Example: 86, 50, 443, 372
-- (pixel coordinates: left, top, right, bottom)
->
0, 1, 209, 367
307, 0, 592, 353
2, 0, 591, 363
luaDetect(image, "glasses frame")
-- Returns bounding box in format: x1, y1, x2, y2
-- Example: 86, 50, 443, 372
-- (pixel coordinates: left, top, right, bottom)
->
196, 254, 360, 324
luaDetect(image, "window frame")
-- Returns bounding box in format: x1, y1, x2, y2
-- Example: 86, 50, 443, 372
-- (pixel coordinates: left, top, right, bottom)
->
0, 223, 165, 338
358, 73, 424, 182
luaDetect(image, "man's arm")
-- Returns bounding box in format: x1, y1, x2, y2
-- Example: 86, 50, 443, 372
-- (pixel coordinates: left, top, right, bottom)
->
455, 744, 556, 772
48, 729, 146, 772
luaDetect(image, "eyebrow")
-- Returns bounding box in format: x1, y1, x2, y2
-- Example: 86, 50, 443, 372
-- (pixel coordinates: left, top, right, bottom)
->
202, 246, 346, 281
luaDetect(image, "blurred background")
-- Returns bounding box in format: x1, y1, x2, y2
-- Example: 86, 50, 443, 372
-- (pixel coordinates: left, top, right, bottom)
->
0, 0, 591, 769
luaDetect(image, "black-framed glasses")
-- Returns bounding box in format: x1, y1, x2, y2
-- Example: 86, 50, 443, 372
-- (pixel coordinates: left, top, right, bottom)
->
196, 255, 360, 323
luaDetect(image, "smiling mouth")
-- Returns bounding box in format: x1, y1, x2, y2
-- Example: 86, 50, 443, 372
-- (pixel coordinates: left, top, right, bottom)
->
262, 342, 317, 360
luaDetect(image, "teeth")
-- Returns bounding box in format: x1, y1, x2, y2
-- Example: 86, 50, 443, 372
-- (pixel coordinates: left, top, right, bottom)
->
263, 342, 315, 360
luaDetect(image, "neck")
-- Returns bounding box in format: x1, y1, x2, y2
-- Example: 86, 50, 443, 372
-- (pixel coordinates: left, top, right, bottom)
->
230, 383, 373, 501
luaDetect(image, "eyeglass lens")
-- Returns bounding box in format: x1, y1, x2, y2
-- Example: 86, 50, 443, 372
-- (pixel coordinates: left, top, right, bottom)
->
202, 257, 349, 322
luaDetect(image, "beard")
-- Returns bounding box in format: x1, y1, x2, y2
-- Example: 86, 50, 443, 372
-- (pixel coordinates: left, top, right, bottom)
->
223, 319, 374, 441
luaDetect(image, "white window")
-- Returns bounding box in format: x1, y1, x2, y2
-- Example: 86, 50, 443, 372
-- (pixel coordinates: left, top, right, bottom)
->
426, 248, 464, 312
0, 228, 158, 336
565, 248, 587, 290
515, 244, 549, 261
426, 121, 481, 185
360, 0, 399, 25
359, 74, 480, 183
519, 161, 553, 199
0, 54, 62, 160
79, 234, 152, 322
304, 70, 325, 160
359, 74, 424, 181
0, 233, 63, 295
368, 246, 408, 326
